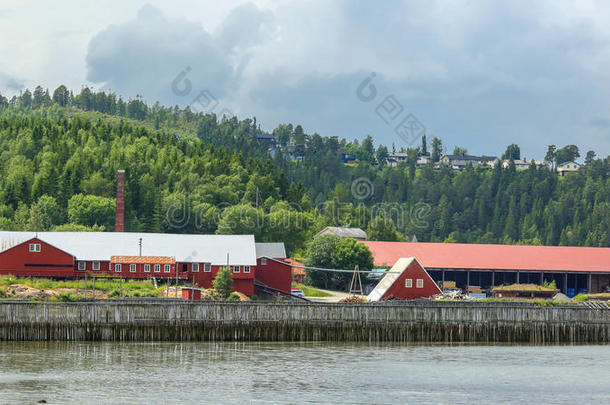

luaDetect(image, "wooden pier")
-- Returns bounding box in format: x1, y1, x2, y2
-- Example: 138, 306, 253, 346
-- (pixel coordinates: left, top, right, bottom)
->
0, 300, 608, 343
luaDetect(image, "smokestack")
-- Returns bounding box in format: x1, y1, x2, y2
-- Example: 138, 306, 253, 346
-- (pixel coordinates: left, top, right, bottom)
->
115, 170, 125, 232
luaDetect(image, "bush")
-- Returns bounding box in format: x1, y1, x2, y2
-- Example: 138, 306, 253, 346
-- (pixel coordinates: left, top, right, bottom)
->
108, 288, 121, 298
58, 291, 77, 302
226, 292, 241, 302
573, 293, 589, 302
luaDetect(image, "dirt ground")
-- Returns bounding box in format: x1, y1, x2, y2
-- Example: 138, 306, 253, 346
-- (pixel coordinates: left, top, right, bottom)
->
1, 284, 108, 300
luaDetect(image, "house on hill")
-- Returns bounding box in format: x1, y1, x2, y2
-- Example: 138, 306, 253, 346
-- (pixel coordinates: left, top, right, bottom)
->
367, 257, 442, 301
556, 161, 581, 176
315, 226, 367, 241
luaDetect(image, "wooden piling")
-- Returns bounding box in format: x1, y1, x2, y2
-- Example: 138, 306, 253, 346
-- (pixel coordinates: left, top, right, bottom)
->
0, 301, 608, 343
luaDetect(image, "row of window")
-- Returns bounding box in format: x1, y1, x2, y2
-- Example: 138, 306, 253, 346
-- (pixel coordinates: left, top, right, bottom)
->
75, 262, 250, 273
231, 266, 251, 274
405, 278, 424, 288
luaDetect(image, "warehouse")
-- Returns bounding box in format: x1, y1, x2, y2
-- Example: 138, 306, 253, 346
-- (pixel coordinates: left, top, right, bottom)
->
363, 241, 610, 296
0, 231, 288, 296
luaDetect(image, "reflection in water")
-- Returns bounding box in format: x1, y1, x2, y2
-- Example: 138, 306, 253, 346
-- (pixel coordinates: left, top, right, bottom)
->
0, 342, 608, 404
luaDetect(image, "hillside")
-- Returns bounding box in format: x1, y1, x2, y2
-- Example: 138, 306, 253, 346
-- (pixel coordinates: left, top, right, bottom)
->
0, 87, 609, 252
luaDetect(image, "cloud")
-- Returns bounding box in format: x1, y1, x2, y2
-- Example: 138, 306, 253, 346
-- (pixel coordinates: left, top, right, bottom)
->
86, 3, 270, 105
81, 1, 610, 157
0, 72, 24, 93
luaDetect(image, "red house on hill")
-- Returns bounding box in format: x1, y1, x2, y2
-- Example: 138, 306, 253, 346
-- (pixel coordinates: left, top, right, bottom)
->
368, 257, 442, 301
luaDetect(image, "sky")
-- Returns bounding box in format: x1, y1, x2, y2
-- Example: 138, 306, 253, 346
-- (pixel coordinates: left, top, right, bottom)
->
1, 0, 610, 159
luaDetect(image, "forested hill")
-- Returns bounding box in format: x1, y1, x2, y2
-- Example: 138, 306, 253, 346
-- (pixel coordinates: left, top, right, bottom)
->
0, 86, 609, 253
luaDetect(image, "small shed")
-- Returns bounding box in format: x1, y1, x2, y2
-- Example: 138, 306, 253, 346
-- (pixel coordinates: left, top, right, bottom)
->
181, 287, 202, 301
367, 257, 442, 301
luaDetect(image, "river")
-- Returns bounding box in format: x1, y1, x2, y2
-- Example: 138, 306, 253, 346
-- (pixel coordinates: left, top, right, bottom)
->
0, 342, 608, 404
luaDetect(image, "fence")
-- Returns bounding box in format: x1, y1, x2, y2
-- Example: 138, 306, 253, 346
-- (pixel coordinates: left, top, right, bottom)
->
0, 301, 608, 343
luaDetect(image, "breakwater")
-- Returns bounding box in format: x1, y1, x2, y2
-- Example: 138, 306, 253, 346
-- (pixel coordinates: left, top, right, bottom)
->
1, 300, 609, 343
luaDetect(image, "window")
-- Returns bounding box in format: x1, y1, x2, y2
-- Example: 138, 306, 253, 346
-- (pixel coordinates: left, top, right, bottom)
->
182, 263, 188, 272
233, 266, 240, 273
115, 264, 122, 273
29, 243, 41, 252
261, 257, 267, 265
416, 279, 424, 288
244, 265, 251, 273
144, 264, 151, 273
154, 264, 160, 273
130, 264, 136, 273
78, 261, 86, 271
204, 263, 211, 272
405, 278, 412, 288
192, 263, 199, 272
92, 261, 100, 271
164, 264, 171, 273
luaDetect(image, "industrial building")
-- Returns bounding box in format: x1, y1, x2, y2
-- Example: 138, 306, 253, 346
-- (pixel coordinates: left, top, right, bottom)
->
0, 232, 291, 296
363, 241, 610, 296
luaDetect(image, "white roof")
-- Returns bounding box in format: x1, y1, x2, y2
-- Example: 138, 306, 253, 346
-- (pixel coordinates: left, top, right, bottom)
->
255, 242, 286, 259
315, 226, 367, 239
0, 232, 257, 265
367, 257, 416, 302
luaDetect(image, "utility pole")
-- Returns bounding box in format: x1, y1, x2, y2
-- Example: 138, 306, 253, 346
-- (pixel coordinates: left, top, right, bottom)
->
349, 265, 363, 295
175, 259, 179, 299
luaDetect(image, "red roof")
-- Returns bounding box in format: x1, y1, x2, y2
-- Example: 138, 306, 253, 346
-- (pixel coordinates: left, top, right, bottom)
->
111, 256, 175, 264
362, 241, 610, 273
283, 258, 305, 276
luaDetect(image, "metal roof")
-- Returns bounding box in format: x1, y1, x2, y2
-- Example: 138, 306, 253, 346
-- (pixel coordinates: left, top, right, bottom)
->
315, 226, 367, 239
0, 232, 257, 265
255, 242, 287, 258
362, 241, 610, 273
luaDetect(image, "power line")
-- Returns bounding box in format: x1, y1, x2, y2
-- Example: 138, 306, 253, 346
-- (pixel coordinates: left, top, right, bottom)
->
264, 256, 401, 274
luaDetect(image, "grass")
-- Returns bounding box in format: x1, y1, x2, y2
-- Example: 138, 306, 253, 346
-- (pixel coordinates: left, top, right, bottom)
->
0, 275, 161, 298
291, 282, 333, 297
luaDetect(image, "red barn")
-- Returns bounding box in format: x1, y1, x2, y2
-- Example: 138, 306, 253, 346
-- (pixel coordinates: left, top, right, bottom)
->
254, 242, 292, 294
367, 257, 441, 301
0, 232, 282, 297
0, 237, 75, 278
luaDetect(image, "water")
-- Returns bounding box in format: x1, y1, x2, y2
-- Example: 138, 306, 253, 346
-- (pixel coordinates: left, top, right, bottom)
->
0, 342, 608, 404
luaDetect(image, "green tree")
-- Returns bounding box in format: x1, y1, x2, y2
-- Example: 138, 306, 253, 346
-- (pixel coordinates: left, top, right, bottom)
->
67, 194, 115, 230
502, 144, 521, 161
366, 217, 401, 241
213, 266, 233, 299
431, 137, 443, 162
555, 145, 580, 165
453, 146, 468, 156
545, 144, 556, 168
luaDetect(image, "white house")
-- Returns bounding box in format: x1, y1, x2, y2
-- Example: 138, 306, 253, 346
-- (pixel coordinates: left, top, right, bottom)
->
556, 161, 581, 176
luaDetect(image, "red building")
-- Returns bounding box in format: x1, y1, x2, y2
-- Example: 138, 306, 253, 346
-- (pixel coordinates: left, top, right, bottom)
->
368, 257, 442, 301
363, 241, 610, 296
254, 242, 292, 294
0, 232, 288, 297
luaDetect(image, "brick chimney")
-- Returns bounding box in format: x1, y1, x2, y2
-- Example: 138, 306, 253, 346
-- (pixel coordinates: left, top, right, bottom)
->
115, 170, 125, 232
